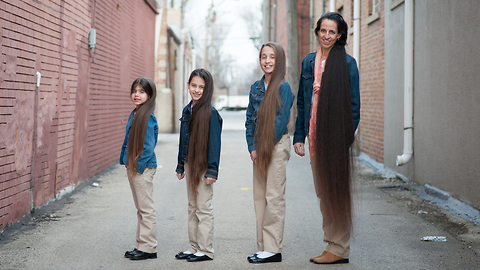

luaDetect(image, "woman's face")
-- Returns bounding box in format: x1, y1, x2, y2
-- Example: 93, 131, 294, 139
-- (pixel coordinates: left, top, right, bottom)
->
317, 19, 341, 52
188, 76, 205, 106
260, 46, 275, 76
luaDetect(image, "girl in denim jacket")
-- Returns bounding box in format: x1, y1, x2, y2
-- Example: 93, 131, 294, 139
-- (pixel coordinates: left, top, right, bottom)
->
120, 77, 158, 260
245, 43, 294, 264
174, 68, 222, 262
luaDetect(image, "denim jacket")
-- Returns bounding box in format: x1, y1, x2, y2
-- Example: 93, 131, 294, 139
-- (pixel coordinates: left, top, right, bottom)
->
175, 102, 223, 180
245, 76, 295, 153
119, 109, 158, 174
293, 52, 360, 144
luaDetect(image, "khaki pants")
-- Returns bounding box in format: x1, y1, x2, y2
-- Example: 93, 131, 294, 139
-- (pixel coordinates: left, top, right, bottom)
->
185, 164, 214, 259
127, 167, 157, 253
253, 134, 291, 253
310, 161, 351, 258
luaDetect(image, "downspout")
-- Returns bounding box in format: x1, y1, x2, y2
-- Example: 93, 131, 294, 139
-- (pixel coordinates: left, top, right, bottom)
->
353, 0, 360, 63
396, 0, 414, 166
329, 0, 335, 12
262, 0, 270, 44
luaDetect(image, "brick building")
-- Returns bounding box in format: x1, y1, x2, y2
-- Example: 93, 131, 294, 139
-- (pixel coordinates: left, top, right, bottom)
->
0, 0, 158, 231
269, 0, 480, 211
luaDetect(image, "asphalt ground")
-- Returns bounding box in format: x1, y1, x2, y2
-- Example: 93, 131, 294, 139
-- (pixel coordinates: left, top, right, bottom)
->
0, 110, 479, 269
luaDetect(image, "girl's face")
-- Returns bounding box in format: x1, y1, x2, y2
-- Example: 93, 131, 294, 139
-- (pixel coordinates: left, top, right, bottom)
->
317, 19, 341, 52
188, 76, 205, 106
260, 46, 275, 75
131, 85, 149, 108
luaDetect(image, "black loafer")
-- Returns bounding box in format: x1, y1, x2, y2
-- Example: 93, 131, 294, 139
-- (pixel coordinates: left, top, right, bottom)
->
175, 251, 192, 259
129, 250, 157, 260
124, 248, 137, 258
248, 253, 282, 263
247, 254, 258, 260
186, 254, 213, 262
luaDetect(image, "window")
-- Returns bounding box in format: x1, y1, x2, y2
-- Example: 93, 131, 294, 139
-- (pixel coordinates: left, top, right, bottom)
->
372, 0, 380, 14
367, 0, 381, 25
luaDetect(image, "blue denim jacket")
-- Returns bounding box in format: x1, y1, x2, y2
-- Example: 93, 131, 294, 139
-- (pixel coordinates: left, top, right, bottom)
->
245, 76, 295, 153
119, 109, 158, 174
293, 52, 360, 144
175, 102, 223, 180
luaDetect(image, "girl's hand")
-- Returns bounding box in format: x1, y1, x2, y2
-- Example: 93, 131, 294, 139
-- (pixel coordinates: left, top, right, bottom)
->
250, 150, 257, 163
205, 177, 216, 185
294, 142, 305, 157
177, 173, 185, 180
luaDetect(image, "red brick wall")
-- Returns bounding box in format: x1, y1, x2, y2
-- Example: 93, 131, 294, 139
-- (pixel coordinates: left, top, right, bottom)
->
0, 0, 156, 230
304, 0, 385, 162
357, 0, 384, 162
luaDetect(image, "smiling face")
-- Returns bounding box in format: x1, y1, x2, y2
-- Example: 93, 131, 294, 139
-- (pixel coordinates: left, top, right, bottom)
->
188, 76, 205, 106
317, 19, 342, 53
131, 85, 149, 108
260, 45, 275, 76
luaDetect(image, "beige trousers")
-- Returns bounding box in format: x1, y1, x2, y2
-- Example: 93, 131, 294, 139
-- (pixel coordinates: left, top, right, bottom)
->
253, 134, 291, 253
127, 167, 157, 253
185, 164, 214, 259
310, 162, 351, 258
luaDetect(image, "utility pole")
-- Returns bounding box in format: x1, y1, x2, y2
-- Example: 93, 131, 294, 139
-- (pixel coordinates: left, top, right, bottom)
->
286, 0, 299, 129
203, 0, 214, 68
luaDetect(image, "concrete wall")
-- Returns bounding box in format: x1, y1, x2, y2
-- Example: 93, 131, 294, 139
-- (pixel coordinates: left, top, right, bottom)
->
413, 1, 480, 208
0, 0, 157, 230
383, 0, 413, 178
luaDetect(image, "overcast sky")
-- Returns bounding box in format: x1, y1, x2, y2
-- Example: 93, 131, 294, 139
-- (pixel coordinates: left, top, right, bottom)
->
177, 0, 263, 87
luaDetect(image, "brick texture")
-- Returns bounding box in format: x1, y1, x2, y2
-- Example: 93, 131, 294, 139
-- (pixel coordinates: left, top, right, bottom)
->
0, 0, 157, 231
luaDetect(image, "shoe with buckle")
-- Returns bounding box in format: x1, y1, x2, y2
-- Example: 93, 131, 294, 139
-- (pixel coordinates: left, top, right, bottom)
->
129, 250, 157, 260
248, 253, 282, 263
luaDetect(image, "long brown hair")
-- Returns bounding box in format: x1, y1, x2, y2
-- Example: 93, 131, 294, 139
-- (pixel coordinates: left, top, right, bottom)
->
314, 12, 355, 233
127, 77, 157, 176
187, 69, 214, 195
255, 42, 287, 177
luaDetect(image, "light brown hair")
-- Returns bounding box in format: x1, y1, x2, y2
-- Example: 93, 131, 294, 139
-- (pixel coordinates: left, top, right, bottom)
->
255, 42, 286, 177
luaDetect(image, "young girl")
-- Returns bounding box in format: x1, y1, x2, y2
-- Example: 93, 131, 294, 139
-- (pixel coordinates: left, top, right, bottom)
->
175, 68, 222, 262
120, 77, 158, 260
245, 42, 294, 264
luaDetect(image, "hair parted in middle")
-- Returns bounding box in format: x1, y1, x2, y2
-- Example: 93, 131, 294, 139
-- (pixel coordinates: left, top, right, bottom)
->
314, 12, 355, 233
187, 68, 214, 196
255, 42, 286, 177
128, 77, 157, 177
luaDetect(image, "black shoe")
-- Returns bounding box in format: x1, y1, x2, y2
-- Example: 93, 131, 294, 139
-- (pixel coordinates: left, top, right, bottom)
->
129, 250, 157, 260
124, 248, 137, 258
186, 254, 213, 262
248, 253, 282, 263
247, 253, 259, 260
175, 251, 192, 259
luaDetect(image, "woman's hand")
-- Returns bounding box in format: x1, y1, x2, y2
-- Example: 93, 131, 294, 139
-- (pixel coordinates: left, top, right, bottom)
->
294, 142, 305, 157
205, 177, 216, 185
250, 150, 257, 163
176, 172, 185, 180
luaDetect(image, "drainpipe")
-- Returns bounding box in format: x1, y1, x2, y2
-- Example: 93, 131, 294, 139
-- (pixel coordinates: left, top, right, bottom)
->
329, 0, 335, 12
353, 0, 360, 63
396, 0, 414, 166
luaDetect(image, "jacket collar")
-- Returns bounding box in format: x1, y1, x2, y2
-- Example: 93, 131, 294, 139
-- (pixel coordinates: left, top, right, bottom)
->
256, 75, 266, 92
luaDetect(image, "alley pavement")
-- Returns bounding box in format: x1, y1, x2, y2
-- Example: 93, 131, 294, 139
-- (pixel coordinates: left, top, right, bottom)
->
0, 111, 479, 269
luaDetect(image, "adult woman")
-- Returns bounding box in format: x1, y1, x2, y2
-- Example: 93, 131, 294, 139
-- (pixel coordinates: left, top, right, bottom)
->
245, 42, 294, 263
293, 12, 360, 264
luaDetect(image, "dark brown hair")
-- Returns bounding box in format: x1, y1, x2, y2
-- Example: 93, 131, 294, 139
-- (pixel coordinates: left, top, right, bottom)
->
255, 42, 286, 177
127, 77, 157, 176
314, 12, 355, 233
187, 68, 214, 195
